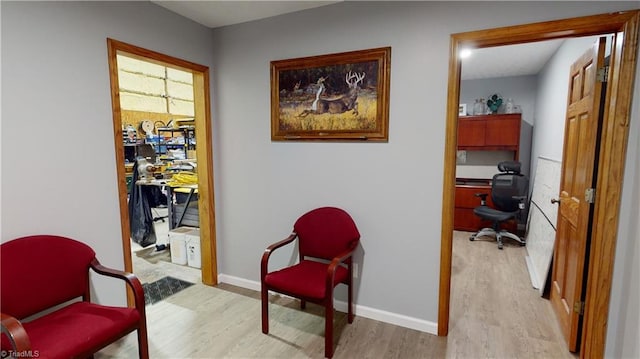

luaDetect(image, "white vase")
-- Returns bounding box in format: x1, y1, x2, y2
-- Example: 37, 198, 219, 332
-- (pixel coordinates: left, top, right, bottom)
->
473, 99, 485, 115
505, 98, 514, 114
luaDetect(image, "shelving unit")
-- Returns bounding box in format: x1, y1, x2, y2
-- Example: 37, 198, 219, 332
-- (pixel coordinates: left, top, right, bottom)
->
147, 126, 196, 159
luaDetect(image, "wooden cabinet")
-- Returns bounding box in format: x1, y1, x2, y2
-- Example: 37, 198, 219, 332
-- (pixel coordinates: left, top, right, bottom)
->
458, 113, 521, 158
457, 119, 485, 147
454, 184, 493, 232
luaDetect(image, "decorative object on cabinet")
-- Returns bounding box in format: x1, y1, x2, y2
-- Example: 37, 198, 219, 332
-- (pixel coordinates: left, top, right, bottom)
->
505, 98, 514, 114
486, 93, 503, 114
473, 98, 485, 115
270, 47, 391, 142
459, 103, 467, 116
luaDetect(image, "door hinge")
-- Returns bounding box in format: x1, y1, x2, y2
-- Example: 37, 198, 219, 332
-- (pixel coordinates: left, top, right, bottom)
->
585, 188, 595, 204
597, 66, 609, 82
574, 301, 585, 315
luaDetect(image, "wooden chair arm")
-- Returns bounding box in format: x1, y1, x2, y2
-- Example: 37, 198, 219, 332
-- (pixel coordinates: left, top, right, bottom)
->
261, 233, 297, 279
325, 242, 358, 289
1, 312, 31, 352
90, 259, 146, 313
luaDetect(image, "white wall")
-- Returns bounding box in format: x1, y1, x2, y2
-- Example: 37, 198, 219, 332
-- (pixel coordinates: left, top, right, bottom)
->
0, 1, 214, 304
210, 0, 640, 332
532, 36, 600, 175
606, 40, 640, 359
1, 0, 638, 350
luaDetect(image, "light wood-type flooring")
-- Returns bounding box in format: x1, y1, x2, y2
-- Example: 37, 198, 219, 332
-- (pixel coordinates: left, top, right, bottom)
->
97, 230, 576, 358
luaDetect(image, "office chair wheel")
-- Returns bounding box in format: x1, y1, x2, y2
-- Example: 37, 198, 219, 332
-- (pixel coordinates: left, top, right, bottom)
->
469, 235, 476, 241
498, 243, 503, 250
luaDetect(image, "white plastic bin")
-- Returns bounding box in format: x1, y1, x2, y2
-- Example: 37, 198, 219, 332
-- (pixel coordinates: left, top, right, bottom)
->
185, 228, 201, 269
168, 227, 191, 265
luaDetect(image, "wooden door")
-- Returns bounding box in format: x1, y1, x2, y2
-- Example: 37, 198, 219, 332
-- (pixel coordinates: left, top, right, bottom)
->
550, 38, 606, 352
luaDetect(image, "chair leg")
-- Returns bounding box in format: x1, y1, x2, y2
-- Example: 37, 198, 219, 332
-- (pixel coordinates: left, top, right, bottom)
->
261, 286, 269, 334
137, 324, 149, 359
500, 230, 526, 246
469, 227, 495, 241
325, 302, 334, 358
348, 282, 354, 323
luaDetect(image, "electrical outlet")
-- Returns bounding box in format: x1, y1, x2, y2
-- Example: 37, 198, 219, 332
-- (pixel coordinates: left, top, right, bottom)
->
353, 263, 358, 278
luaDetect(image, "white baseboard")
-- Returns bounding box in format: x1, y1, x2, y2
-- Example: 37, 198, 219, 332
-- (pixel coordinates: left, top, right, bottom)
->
219, 273, 261, 291
218, 273, 438, 335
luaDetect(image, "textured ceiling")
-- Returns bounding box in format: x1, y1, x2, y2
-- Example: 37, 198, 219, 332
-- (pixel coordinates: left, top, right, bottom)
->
152, 1, 564, 80
152, 1, 340, 28
461, 39, 565, 80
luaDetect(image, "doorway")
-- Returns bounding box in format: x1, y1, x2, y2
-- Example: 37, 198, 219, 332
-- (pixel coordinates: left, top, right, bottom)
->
438, 11, 639, 359
107, 38, 218, 286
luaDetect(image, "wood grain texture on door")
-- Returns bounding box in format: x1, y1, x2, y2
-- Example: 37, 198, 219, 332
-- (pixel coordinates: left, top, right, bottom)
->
550, 38, 606, 352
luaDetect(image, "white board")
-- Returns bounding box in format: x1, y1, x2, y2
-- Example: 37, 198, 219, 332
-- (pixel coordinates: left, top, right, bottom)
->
530, 157, 562, 228
524, 157, 561, 295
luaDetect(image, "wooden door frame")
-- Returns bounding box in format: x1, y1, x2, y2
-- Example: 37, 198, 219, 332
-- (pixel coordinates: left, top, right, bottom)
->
107, 38, 218, 287
438, 11, 639, 359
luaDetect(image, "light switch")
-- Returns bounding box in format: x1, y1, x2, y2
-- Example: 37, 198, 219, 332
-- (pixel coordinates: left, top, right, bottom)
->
456, 150, 467, 164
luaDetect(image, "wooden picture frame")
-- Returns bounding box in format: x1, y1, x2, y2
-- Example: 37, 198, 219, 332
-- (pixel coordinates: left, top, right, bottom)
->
270, 47, 391, 141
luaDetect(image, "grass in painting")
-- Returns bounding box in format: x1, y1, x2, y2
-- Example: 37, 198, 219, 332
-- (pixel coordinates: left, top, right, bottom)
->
278, 92, 378, 132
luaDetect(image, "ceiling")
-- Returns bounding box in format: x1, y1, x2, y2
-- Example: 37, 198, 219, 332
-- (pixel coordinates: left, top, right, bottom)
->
152, 1, 564, 80
152, 1, 341, 29
461, 39, 564, 80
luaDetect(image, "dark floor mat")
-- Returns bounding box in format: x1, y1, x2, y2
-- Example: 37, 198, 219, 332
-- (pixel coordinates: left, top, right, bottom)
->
142, 276, 194, 305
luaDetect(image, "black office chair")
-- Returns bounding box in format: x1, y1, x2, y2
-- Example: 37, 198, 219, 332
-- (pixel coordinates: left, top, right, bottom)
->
469, 161, 528, 249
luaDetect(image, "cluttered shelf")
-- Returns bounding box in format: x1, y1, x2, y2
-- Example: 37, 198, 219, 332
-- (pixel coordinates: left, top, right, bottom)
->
147, 126, 196, 158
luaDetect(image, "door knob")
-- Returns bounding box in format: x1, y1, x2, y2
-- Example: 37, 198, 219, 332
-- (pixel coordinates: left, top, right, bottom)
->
551, 198, 561, 204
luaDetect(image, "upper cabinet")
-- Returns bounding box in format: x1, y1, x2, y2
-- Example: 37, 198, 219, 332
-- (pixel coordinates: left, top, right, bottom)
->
458, 113, 521, 158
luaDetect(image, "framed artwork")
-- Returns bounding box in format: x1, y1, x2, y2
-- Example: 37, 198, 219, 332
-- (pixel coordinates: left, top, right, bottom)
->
270, 47, 391, 141
459, 103, 467, 116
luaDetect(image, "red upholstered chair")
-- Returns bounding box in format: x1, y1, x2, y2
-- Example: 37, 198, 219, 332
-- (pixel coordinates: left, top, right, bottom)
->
0, 235, 149, 359
261, 207, 360, 358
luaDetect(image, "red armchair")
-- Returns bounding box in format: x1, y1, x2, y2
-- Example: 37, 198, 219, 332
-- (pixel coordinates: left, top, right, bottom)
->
261, 207, 360, 358
0, 235, 149, 358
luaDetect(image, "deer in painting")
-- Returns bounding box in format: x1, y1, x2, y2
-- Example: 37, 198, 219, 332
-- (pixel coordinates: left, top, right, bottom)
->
299, 71, 366, 117
292, 81, 303, 95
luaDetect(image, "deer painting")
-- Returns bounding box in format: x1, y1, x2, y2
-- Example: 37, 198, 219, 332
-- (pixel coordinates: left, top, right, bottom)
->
299, 71, 366, 117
